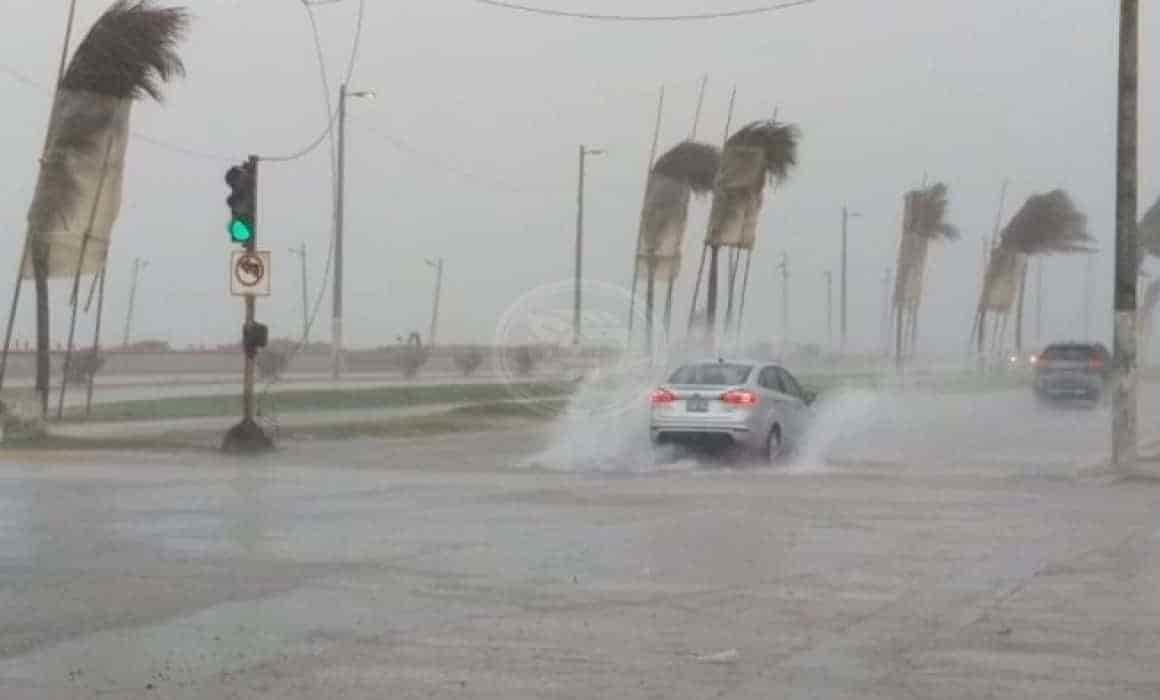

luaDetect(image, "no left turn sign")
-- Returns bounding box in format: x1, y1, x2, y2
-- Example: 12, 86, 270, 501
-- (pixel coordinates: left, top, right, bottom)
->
230, 250, 271, 297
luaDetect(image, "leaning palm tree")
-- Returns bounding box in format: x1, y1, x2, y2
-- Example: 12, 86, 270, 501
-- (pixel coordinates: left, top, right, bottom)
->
893, 182, 958, 363
12, 1, 188, 416
635, 140, 719, 348
695, 119, 800, 346
974, 189, 1091, 358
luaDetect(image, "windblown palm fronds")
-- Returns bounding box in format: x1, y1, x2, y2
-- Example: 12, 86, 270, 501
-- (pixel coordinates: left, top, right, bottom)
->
979, 247, 1026, 312
906, 182, 959, 240
724, 119, 800, 185
651, 140, 720, 194
637, 140, 721, 282
706, 120, 801, 250
61, 1, 188, 100
998, 189, 1091, 254
26, 1, 189, 278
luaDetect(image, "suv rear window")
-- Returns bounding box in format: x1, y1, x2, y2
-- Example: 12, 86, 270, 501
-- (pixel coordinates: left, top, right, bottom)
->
1041, 344, 1107, 361
669, 363, 752, 386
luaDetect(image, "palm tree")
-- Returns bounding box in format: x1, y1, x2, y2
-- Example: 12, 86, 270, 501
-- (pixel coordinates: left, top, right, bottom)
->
22, 1, 188, 416
636, 140, 719, 348
974, 189, 1090, 359
699, 119, 800, 346
893, 182, 958, 363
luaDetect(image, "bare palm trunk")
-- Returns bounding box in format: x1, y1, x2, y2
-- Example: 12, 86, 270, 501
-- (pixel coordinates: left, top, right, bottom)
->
33, 252, 50, 418
645, 259, 656, 353
976, 308, 987, 373
706, 245, 719, 350
895, 303, 905, 373
1014, 264, 1028, 355
663, 278, 674, 339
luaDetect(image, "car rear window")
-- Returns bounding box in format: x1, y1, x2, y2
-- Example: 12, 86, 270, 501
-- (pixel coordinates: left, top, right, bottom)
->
1042, 345, 1102, 361
668, 363, 752, 386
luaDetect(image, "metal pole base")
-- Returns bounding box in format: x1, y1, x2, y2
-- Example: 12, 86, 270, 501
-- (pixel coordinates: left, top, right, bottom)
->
221, 418, 274, 454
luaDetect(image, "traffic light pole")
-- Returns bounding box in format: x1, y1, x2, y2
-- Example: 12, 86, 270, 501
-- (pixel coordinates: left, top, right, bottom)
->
242, 292, 257, 421
223, 155, 273, 454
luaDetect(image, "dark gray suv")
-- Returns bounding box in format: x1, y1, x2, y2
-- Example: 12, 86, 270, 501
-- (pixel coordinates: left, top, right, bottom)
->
1032, 342, 1111, 404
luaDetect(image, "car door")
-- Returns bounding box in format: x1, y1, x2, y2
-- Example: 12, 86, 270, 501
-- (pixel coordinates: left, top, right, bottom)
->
756, 366, 798, 435
772, 367, 809, 438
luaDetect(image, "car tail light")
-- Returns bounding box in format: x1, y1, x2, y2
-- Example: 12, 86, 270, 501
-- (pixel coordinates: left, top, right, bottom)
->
721, 390, 759, 406
650, 388, 677, 405
1089, 356, 1105, 370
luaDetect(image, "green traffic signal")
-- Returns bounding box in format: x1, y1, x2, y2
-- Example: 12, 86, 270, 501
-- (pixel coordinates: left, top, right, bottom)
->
229, 218, 254, 244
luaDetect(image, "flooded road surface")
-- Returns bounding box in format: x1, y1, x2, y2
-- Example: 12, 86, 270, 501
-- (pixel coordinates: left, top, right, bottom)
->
3, 388, 1160, 698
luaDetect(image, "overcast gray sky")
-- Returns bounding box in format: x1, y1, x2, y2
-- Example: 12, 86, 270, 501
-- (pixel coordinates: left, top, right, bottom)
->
1, 0, 1157, 353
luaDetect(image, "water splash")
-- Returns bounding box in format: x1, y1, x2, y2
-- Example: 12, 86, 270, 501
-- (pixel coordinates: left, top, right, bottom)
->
789, 388, 891, 470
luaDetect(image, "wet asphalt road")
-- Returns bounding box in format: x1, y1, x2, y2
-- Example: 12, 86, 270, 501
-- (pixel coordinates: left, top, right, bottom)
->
3, 387, 1160, 698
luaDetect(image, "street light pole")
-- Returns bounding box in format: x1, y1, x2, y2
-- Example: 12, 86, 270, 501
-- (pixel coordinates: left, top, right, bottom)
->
824, 269, 833, 352
122, 258, 146, 348
426, 257, 444, 347
574, 145, 604, 346
840, 206, 860, 355
331, 84, 374, 381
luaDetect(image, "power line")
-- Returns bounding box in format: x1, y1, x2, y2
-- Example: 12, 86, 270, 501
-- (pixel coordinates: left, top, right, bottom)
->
261, 0, 366, 163
471, 0, 817, 22
351, 118, 548, 194
2, 61, 235, 162
257, 0, 368, 414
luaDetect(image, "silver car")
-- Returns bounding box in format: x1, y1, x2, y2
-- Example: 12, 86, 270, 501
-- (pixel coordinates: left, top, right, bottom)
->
649, 359, 815, 461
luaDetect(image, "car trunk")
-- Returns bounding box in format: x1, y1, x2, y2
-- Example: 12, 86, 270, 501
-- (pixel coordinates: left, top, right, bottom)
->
654, 385, 750, 425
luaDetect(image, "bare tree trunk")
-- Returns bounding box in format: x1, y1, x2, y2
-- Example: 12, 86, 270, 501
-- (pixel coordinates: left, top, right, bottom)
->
686, 245, 707, 333
84, 266, 107, 417
976, 309, 987, 374
626, 86, 665, 346
909, 300, 920, 357
645, 258, 655, 354
895, 303, 904, 374
723, 249, 740, 336
33, 251, 50, 419
662, 277, 674, 339
706, 245, 719, 351
734, 251, 753, 349
1014, 263, 1028, 356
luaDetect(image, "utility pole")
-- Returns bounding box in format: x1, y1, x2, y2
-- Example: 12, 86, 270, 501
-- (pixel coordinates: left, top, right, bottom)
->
290, 244, 309, 343
331, 84, 374, 381
840, 206, 860, 355
824, 269, 833, 352
426, 257, 444, 347
778, 252, 790, 349
1113, 0, 1139, 473
574, 144, 604, 346
121, 258, 146, 348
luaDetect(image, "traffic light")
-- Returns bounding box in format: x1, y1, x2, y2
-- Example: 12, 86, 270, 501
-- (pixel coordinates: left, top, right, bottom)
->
225, 157, 257, 247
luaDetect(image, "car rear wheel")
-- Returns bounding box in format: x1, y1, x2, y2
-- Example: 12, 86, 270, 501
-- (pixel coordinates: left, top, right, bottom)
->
764, 425, 784, 464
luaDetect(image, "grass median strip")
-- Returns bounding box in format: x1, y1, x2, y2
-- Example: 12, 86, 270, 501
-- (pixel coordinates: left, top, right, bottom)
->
5, 398, 572, 452
65, 382, 575, 423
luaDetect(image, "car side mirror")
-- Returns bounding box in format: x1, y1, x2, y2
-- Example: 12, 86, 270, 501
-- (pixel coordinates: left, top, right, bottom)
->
802, 389, 818, 405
